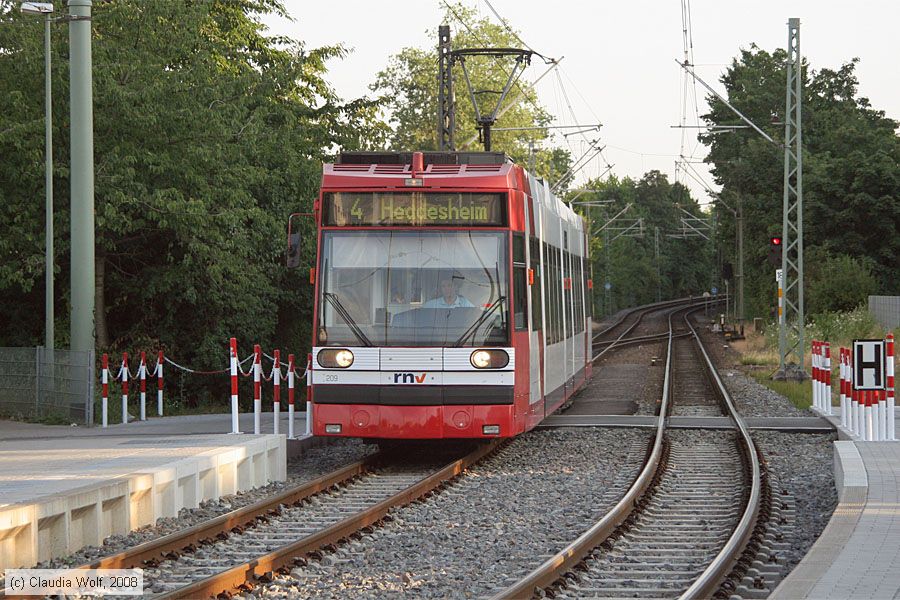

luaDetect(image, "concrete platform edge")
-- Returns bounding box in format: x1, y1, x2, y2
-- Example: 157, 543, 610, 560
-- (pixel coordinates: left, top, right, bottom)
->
769, 441, 867, 599
0, 435, 286, 572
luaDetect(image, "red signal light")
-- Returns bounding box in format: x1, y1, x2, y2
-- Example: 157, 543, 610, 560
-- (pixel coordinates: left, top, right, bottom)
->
770, 237, 782, 246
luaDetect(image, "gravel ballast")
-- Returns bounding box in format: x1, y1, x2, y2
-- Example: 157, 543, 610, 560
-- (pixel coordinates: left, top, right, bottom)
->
753, 431, 837, 570
252, 428, 648, 599
722, 370, 811, 418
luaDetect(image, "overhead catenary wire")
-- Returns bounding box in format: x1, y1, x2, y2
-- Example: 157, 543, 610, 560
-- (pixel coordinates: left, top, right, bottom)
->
441, 0, 545, 114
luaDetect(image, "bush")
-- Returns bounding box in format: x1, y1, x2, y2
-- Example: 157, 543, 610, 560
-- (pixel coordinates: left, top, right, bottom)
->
805, 249, 878, 315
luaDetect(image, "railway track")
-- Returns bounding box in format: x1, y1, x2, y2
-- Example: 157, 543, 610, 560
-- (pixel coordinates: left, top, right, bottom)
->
64, 442, 499, 599
493, 306, 762, 599
591, 297, 720, 361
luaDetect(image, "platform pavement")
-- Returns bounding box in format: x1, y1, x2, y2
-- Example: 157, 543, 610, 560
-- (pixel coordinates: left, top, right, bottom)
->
0, 414, 295, 571
771, 407, 900, 600
0, 410, 308, 442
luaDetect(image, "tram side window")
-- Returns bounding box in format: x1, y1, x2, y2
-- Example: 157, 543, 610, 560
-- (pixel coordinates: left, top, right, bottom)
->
547, 244, 556, 344
551, 245, 561, 344
513, 233, 527, 331
574, 256, 584, 334
543, 242, 553, 343
556, 249, 563, 343
562, 250, 569, 338
584, 262, 593, 319
530, 238, 542, 331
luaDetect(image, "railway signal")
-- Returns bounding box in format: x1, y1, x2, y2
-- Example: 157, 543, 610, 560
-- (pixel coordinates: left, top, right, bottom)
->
767, 236, 782, 266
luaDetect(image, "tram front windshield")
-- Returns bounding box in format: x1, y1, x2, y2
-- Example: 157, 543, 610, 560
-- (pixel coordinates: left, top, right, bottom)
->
317, 231, 509, 347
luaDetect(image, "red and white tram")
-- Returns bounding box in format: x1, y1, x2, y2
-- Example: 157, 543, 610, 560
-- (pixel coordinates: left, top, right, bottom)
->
301, 151, 592, 439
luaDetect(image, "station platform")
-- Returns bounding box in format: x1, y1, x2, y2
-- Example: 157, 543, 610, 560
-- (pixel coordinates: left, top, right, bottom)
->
0, 413, 294, 572
771, 407, 900, 599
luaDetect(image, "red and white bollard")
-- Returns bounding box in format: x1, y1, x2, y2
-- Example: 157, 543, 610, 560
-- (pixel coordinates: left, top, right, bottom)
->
139, 351, 147, 421
230, 338, 241, 434
839, 348, 848, 430
101, 353, 109, 428
253, 344, 262, 435
306, 352, 313, 437
157, 350, 164, 416
855, 370, 864, 439
865, 389, 875, 441
273, 349, 281, 436
288, 354, 295, 439
823, 343, 832, 416
887, 333, 895, 441
811, 341, 819, 411
121, 352, 129, 424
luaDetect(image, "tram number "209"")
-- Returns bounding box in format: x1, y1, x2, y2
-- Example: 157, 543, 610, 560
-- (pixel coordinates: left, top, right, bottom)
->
324, 374, 339, 382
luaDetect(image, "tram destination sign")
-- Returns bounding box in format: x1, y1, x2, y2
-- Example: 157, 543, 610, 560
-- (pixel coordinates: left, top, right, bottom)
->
324, 192, 505, 227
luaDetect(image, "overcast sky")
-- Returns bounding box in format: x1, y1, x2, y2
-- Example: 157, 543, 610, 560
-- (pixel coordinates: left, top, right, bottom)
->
261, 1, 899, 205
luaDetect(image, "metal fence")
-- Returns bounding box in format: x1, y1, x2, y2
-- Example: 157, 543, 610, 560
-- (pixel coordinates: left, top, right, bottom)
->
0, 347, 94, 424
869, 295, 900, 330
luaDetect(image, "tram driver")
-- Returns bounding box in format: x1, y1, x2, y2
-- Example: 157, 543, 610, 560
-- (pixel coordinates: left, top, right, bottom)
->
423, 275, 475, 309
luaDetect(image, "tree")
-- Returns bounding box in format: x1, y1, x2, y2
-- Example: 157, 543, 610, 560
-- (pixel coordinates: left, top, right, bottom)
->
575, 172, 714, 315
370, 2, 570, 183
0, 0, 386, 403
700, 46, 899, 319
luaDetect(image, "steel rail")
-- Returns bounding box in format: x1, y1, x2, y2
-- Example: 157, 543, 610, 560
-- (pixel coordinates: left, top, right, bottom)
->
491, 308, 680, 599
591, 296, 695, 341
493, 304, 755, 600
160, 440, 501, 600
591, 297, 716, 361
72, 460, 373, 572
679, 312, 761, 599
593, 330, 692, 348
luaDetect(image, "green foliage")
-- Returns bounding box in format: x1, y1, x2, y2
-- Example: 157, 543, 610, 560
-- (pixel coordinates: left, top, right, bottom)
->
574, 172, 714, 315
763, 305, 883, 351
0, 0, 385, 404
370, 2, 570, 183
805, 248, 877, 315
701, 46, 900, 319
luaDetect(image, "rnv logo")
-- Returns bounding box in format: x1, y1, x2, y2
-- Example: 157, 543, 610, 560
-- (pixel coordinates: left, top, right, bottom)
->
393, 372, 428, 384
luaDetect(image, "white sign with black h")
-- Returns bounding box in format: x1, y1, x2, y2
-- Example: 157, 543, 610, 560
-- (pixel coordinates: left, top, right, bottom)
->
853, 339, 886, 391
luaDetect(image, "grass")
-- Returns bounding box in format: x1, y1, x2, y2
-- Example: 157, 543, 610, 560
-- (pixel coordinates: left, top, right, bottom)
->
749, 372, 813, 410
738, 350, 780, 366
0, 409, 76, 426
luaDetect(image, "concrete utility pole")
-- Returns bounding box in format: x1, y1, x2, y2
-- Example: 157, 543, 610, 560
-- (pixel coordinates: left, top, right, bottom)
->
655, 227, 661, 302
43, 10, 53, 351
775, 18, 806, 380
68, 0, 94, 354
736, 195, 744, 322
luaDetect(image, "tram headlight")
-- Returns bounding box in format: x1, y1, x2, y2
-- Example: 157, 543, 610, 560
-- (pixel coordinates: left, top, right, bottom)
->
470, 349, 509, 369
318, 348, 354, 368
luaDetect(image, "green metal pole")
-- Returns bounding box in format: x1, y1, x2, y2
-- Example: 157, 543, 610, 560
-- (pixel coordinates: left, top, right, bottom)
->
68, 0, 94, 354
44, 13, 53, 351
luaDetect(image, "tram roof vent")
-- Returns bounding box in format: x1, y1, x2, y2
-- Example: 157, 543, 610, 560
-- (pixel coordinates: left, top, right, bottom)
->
373, 164, 409, 174
337, 151, 510, 166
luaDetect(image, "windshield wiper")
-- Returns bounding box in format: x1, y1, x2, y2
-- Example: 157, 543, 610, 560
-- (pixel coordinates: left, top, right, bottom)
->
323, 292, 374, 347
453, 296, 506, 347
